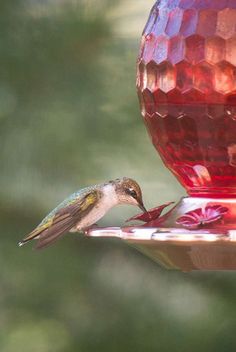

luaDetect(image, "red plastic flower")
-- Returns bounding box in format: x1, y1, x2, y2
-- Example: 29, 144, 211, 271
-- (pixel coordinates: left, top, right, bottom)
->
176, 205, 228, 229
126, 202, 174, 223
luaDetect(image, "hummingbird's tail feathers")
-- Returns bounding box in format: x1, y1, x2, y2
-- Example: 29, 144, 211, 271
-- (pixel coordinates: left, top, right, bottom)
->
35, 220, 71, 249
19, 226, 46, 247
35, 230, 66, 250
35, 212, 81, 249
19, 215, 73, 250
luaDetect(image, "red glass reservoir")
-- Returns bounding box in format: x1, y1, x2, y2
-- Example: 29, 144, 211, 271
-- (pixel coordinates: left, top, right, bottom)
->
137, 0, 236, 197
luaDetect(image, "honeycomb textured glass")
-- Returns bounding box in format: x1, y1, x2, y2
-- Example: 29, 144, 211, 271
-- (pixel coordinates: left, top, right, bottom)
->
137, 0, 236, 197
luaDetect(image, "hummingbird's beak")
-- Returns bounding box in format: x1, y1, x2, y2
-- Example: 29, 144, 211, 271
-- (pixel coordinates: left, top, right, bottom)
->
138, 202, 147, 213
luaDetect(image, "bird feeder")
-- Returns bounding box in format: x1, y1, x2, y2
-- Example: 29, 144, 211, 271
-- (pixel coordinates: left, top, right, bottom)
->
87, 0, 236, 271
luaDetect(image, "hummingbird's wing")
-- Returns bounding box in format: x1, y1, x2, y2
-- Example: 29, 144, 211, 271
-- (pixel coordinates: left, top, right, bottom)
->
21, 189, 102, 249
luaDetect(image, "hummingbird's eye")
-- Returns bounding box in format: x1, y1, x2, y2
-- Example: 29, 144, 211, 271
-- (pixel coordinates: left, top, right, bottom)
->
126, 188, 137, 199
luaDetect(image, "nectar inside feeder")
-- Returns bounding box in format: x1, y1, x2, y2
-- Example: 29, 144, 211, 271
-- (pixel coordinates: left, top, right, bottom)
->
87, 0, 236, 271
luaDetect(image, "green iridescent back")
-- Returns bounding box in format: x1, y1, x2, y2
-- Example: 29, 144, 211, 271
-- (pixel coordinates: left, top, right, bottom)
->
39, 184, 101, 227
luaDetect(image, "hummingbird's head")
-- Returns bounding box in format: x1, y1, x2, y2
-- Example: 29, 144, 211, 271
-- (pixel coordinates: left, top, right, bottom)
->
113, 177, 147, 213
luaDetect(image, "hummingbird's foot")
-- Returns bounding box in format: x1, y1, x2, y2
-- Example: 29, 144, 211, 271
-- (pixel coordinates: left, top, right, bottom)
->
84, 223, 99, 231
70, 224, 99, 234
83, 224, 99, 235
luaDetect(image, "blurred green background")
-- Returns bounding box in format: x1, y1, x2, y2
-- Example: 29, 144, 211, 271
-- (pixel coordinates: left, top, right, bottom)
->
1, 0, 236, 351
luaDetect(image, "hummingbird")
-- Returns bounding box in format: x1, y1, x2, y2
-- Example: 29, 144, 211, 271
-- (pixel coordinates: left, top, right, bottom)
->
19, 177, 146, 249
